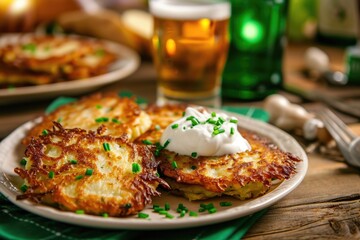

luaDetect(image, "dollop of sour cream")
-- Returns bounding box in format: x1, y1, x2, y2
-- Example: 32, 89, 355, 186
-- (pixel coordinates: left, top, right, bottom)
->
160, 107, 251, 157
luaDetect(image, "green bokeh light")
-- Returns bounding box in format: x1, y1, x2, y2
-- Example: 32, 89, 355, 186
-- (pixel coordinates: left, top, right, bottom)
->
239, 19, 263, 44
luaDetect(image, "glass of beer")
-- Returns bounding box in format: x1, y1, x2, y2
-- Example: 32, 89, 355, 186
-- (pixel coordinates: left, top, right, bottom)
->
149, 0, 230, 107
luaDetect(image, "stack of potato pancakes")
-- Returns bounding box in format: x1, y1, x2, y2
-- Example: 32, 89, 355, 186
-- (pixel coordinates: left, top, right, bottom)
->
15, 92, 301, 217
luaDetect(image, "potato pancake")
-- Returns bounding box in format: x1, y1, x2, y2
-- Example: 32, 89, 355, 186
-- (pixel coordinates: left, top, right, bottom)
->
0, 35, 116, 82
15, 122, 169, 216
136, 103, 188, 144
157, 128, 301, 201
23, 92, 152, 145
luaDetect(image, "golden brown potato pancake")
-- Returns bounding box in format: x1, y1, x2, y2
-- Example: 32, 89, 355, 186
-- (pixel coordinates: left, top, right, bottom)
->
136, 103, 188, 145
157, 128, 301, 201
0, 35, 116, 83
23, 92, 152, 145
15, 122, 169, 216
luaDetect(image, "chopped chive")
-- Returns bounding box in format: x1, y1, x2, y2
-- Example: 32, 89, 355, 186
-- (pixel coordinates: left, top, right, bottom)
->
218, 117, 225, 124
230, 127, 235, 135
153, 204, 160, 209
180, 210, 186, 217
191, 152, 197, 158
142, 139, 153, 145
163, 139, 171, 148
75, 175, 83, 180
124, 203, 132, 209
165, 203, 170, 211
220, 201, 233, 207
207, 119, 217, 124
154, 207, 164, 213
57, 117, 62, 123
20, 158, 27, 166
186, 116, 200, 126
42, 129, 48, 136
95, 117, 109, 123
102, 213, 109, 218
155, 125, 161, 130
191, 165, 197, 170
96, 104, 102, 109
138, 212, 149, 219
48, 171, 55, 179
165, 213, 174, 219
171, 123, 179, 129
69, 159, 78, 164
211, 112, 216, 117
103, 142, 111, 151
95, 48, 105, 57
85, 168, 93, 176
158, 210, 168, 215
213, 129, 225, 135
75, 210, 84, 214
230, 119, 238, 124
182, 111, 186, 116
198, 208, 206, 212
208, 208, 217, 214
176, 203, 188, 213
22, 43, 36, 52
111, 118, 121, 124
155, 172, 160, 177
171, 161, 178, 169
20, 184, 28, 192
189, 211, 198, 217
132, 163, 141, 173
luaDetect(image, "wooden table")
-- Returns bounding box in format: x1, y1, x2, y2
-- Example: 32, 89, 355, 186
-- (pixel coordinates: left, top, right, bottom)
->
0, 42, 360, 239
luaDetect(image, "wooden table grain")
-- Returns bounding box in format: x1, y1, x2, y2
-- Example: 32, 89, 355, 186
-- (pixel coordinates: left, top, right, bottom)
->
0, 42, 360, 239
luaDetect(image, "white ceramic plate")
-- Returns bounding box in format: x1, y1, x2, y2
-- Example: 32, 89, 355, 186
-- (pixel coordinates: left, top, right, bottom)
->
0, 113, 308, 230
0, 34, 140, 105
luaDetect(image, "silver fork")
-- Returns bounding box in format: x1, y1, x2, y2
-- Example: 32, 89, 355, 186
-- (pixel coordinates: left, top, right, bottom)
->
318, 109, 360, 169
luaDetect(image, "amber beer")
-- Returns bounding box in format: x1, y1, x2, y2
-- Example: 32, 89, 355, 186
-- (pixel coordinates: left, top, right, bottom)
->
150, 0, 230, 107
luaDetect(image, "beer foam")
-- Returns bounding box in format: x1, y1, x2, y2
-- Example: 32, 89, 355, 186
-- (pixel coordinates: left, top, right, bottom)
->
149, 0, 230, 20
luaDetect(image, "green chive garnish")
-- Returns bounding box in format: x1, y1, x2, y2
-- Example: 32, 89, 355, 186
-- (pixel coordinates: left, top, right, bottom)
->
75, 210, 84, 214
191, 165, 197, 170
163, 139, 170, 148
75, 175, 83, 180
142, 139, 153, 145
220, 201, 233, 207
166, 213, 174, 219
213, 129, 225, 135
165, 203, 170, 211
42, 129, 48, 135
180, 210, 186, 217
171, 161, 178, 169
208, 208, 217, 214
69, 159, 78, 164
171, 124, 179, 129
186, 116, 200, 126
111, 118, 121, 124
96, 105, 102, 109
132, 163, 141, 173
95, 117, 109, 123
85, 169, 93, 176
124, 203, 132, 209
230, 127, 235, 135
211, 112, 216, 117
20, 158, 27, 166
102, 213, 109, 218
48, 171, 55, 179
138, 212, 149, 219
57, 117, 62, 123
230, 119, 238, 124
207, 119, 217, 124
189, 211, 198, 217
22, 43, 36, 52
191, 152, 197, 158
103, 142, 111, 151
20, 184, 28, 192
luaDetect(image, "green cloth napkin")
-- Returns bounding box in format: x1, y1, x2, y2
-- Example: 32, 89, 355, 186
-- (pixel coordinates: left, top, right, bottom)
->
0, 94, 269, 240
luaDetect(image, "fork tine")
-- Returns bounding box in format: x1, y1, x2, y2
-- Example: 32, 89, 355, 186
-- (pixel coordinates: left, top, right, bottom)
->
319, 109, 357, 144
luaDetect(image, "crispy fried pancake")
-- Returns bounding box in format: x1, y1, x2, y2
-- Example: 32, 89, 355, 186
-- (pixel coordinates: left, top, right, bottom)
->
0, 65, 54, 87
136, 104, 188, 144
157, 129, 301, 201
23, 93, 152, 145
15, 122, 169, 216
0, 35, 116, 80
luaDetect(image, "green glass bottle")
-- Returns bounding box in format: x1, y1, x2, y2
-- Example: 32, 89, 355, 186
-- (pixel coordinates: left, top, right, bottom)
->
222, 0, 288, 100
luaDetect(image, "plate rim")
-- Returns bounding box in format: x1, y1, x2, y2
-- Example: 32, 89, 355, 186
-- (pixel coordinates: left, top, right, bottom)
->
0, 112, 308, 230
0, 33, 140, 103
